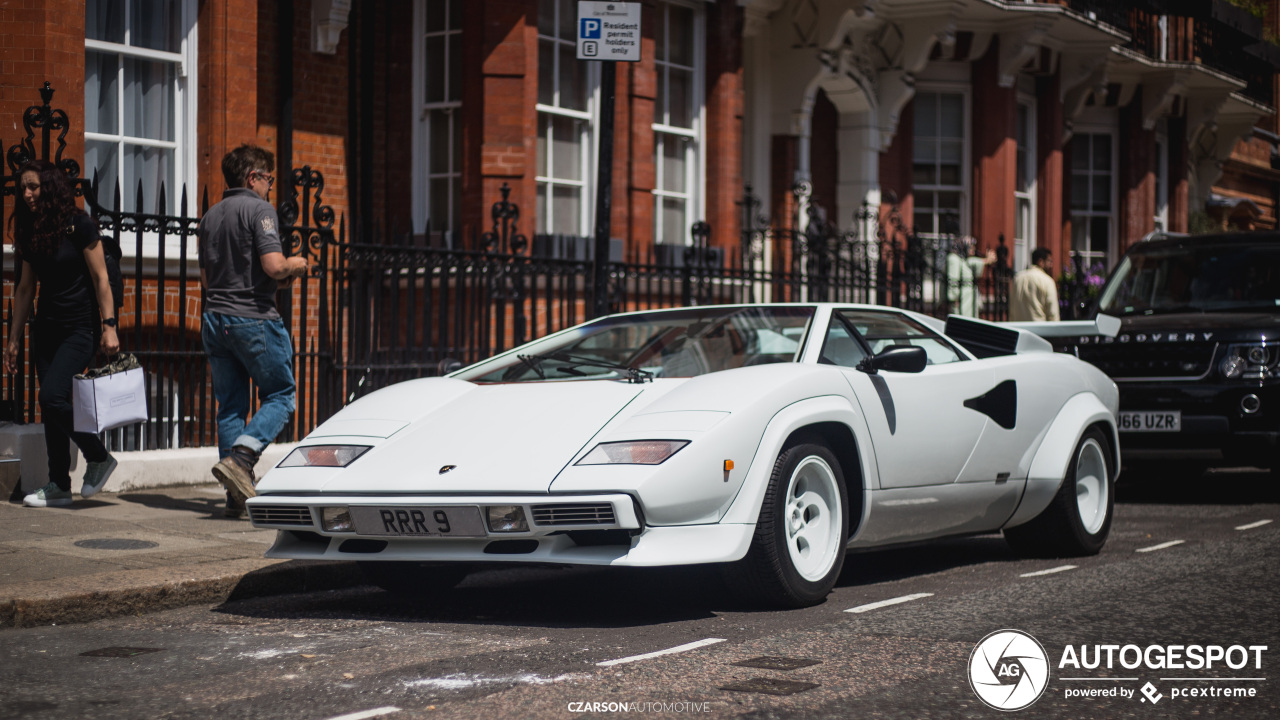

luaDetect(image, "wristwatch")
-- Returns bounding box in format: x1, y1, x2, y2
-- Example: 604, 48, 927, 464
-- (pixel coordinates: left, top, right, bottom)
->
102, 317, 118, 328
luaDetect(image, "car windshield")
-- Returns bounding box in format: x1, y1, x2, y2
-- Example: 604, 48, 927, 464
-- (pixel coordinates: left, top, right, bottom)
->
457, 306, 816, 383
1097, 241, 1280, 316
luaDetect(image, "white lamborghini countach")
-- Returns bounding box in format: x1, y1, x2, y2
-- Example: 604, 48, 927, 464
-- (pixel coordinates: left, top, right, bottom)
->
248, 304, 1121, 607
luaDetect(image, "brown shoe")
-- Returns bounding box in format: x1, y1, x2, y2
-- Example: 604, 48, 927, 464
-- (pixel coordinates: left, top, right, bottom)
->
212, 454, 256, 506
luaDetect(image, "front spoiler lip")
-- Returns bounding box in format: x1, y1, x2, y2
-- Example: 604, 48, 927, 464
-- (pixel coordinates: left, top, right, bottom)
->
246, 493, 643, 534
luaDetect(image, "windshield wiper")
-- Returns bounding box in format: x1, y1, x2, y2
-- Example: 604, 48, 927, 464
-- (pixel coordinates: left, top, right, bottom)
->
514, 354, 546, 380
523, 351, 654, 383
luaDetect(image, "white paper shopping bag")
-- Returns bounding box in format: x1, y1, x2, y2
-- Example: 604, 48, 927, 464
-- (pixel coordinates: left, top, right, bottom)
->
73, 366, 148, 433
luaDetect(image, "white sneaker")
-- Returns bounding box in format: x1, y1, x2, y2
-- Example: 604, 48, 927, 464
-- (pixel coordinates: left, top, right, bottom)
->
24, 482, 73, 507
81, 455, 118, 498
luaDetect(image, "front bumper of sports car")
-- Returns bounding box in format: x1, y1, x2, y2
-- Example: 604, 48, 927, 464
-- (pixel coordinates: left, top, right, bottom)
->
247, 494, 755, 566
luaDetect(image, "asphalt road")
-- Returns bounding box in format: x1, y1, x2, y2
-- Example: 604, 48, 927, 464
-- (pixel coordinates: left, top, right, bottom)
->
2, 465, 1277, 720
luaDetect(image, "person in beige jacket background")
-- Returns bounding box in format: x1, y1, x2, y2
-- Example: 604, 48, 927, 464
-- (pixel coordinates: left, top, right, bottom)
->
1009, 248, 1061, 322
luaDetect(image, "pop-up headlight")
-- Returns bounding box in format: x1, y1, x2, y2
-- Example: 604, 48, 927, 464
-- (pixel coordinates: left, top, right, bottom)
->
576, 440, 689, 465
278, 445, 371, 468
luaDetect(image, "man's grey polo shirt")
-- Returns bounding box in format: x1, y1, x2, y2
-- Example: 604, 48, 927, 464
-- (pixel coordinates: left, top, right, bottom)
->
198, 188, 284, 319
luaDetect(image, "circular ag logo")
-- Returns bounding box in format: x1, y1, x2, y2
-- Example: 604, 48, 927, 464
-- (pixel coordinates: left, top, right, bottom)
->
969, 629, 1050, 711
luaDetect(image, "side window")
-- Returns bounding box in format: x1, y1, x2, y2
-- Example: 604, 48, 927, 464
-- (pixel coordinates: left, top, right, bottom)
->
836, 310, 965, 365
819, 319, 868, 368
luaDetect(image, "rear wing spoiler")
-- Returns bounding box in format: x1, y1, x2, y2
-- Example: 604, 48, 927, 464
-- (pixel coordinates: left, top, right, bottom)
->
944, 314, 1121, 358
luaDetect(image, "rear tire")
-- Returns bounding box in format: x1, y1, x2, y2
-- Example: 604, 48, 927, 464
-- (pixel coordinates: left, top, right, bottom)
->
358, 561, 471, 596
1005, 427, 1114, 557
723, 442, 849, 608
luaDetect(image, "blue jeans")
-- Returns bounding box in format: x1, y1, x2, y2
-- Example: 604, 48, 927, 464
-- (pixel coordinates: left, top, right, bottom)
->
202, 312, 296, 459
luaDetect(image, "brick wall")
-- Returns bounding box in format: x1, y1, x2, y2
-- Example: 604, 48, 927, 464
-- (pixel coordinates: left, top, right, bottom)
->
1119, 94, 1155, 251
970, 38, 1016, 255
462, 0, 538, 249
0, 0, 85, 158
199, 0, 260, 195
704, 1, 744, 254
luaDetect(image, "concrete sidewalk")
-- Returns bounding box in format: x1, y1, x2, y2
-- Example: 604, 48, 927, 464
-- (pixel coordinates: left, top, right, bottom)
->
0, 483, 360, 629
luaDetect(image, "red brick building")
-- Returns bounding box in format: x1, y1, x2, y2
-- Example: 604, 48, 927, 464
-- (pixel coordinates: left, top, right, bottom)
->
4, 0, 1278, 272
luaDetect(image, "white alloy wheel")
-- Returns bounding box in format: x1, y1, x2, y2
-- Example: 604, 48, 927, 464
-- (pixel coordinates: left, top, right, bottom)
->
784, 455, 842, 582
1074, 437, 1109, 535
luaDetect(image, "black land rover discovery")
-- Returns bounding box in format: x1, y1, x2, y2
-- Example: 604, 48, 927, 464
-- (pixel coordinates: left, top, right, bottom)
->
1055, 232, 1279, 470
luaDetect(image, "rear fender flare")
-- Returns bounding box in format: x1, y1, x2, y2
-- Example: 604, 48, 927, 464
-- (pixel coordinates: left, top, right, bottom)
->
719, 395, 875, 532
1005, 393, 1119, 529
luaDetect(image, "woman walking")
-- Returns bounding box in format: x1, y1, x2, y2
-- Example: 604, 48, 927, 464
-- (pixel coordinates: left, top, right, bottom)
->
4, 159, 119, 506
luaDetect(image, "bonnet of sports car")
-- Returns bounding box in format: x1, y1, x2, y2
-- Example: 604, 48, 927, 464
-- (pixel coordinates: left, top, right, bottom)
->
305, 380, 669, 494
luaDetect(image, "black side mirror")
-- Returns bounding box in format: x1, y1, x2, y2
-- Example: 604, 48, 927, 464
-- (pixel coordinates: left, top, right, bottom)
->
859, 345, 927, 374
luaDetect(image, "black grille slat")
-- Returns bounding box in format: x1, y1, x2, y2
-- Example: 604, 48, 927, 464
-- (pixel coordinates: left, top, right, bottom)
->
1077, 342, 1217, 379
249, 506, 315, 526
531, 503, 616, 526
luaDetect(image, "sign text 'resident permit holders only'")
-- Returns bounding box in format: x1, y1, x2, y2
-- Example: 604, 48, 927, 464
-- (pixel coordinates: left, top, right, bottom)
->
577, 1, 641, 62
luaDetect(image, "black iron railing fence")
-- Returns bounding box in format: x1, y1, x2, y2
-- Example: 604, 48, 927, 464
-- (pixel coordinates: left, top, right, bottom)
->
4, 85, 1018, 452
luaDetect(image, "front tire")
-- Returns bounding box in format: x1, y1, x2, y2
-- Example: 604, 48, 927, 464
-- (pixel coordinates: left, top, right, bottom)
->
358, 561, 471, 596
1005, 427, 1114, 557
724, 442, 849, 608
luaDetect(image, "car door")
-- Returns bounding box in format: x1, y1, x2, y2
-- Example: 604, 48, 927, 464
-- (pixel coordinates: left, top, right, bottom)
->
822, 310, 991, 488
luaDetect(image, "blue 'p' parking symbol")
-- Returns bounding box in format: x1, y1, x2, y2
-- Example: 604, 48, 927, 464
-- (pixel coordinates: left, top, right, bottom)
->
581, 18, 601, 39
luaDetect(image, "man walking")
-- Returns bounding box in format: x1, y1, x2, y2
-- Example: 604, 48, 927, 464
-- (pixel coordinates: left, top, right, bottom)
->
1009, 247, 1060, 322
199, 145, 310, 517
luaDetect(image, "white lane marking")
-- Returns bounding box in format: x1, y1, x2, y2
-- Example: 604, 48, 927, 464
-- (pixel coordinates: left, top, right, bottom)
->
844, 593, 934, 614
1136, 539, 1185, 553
1020, 565, 1077, 577
1236, 519, 1273, 531
404, 673, 587, 689
596, 638, 727, 667
323, 708, 401, 720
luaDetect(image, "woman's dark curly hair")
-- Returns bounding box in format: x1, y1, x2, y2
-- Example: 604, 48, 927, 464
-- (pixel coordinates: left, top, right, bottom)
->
8, 159, 91, 260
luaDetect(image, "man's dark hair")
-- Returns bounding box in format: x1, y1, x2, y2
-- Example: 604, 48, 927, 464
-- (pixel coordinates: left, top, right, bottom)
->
1031, 247, 1053, 265
221, 144, 275, 188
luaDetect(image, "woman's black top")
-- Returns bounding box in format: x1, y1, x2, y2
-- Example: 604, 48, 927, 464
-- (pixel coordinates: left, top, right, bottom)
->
18, 213, 99, 323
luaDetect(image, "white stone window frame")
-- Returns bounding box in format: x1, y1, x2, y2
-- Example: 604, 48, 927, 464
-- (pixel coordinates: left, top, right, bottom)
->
651, 0, 705, 247
84, 0, 198, 219
411, 0, 463, 237
535, 0, 597, 237
912, 84, 971, 239
1070, 115, 1119, 269
1014, 92, 1038, 271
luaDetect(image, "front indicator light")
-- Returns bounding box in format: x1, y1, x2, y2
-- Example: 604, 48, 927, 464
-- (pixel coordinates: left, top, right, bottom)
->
576, 440, 690, 465
279, 445, 372, 468
321, 506, 353, 532
486, 505, 529, 533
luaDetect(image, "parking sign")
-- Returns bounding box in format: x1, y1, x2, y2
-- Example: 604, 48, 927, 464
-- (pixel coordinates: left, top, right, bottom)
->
577, 2, 641, 62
